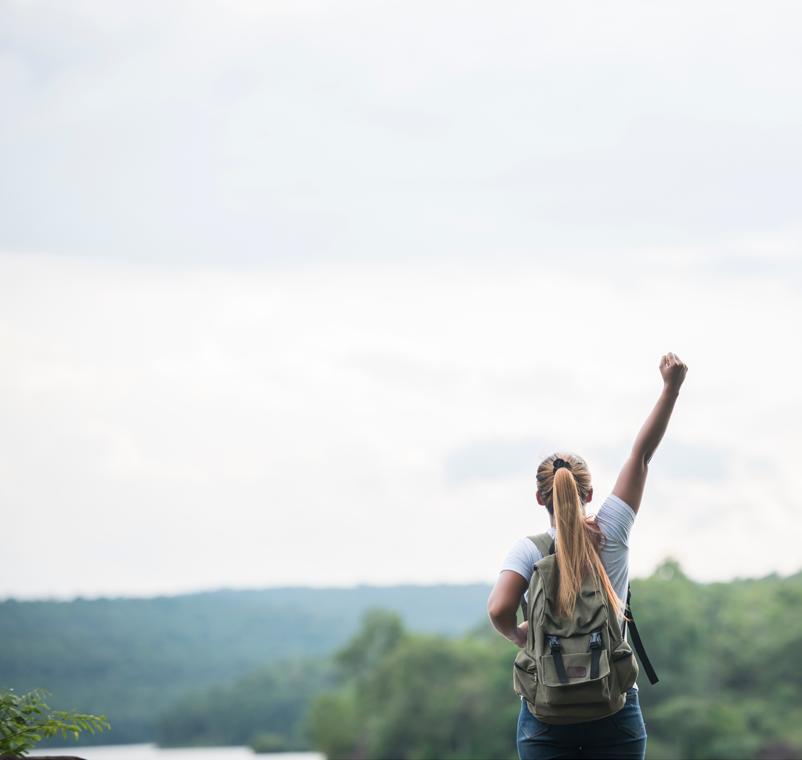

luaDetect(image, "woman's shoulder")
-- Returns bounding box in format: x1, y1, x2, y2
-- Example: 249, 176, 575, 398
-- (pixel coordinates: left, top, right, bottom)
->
499, 536, 543, 583
594, 493, 636, 548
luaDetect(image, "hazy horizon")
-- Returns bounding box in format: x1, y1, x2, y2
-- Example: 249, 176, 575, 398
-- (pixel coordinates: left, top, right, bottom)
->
6, 559, 802, 604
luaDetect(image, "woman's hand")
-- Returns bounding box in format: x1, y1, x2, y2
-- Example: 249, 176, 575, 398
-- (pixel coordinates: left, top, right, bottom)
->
514, 621, 529, 648
659, 352, 688, 393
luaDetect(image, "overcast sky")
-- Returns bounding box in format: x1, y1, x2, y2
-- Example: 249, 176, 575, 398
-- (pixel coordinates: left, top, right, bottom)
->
1, 0, 800, 599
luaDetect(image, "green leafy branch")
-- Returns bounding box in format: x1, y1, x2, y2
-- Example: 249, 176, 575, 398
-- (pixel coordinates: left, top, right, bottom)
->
0, 687, 110, 757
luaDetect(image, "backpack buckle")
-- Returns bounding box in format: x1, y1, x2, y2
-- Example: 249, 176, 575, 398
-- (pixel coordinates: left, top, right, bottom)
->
546, 634, 569, 684
588, 629, 603, 679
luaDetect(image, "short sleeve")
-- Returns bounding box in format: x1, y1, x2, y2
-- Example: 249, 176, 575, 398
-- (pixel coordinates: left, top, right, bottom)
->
499, 537, 541, 585
594, 494, 635, 626
595, 493, 636, 548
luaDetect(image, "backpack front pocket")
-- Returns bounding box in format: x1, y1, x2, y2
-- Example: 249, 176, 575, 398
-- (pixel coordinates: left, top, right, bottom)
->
540, 651, 611, 706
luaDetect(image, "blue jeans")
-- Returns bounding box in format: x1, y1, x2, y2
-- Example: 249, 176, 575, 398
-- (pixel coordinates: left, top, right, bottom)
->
516, 687, 647, 759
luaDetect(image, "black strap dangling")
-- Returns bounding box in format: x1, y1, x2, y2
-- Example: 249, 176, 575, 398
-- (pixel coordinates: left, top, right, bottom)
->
625, 584, 659, 685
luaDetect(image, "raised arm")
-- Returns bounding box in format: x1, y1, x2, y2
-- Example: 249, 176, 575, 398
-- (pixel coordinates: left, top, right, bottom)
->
612, 352, 688, 514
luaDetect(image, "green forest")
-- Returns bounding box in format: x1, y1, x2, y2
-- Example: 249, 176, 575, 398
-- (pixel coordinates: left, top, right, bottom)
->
0, 584, 493, 745
3, 562, 802, 759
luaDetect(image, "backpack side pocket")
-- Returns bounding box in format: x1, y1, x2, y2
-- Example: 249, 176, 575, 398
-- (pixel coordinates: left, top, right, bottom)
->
611, 640, 639, 693
513, 648, 539, 705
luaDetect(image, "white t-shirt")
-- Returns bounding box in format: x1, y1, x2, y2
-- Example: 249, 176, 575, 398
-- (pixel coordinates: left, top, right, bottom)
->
499, 493, 638, 690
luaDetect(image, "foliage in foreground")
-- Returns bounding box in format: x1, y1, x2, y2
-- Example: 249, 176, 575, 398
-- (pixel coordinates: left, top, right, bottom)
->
308, 609, 520, 760
0, 687, 110, 757
308, 562, 802, 760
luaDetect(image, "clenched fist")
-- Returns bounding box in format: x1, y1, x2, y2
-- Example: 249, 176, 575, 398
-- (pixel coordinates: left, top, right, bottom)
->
660, 352, 688, 392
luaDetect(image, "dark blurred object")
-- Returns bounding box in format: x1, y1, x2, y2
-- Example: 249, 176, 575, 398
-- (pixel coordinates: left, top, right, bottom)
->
757, 742, 802, 760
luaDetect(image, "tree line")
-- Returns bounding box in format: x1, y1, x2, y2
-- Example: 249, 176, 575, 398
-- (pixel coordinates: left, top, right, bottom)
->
4, 561, 802, 758
162, 560, 802, 759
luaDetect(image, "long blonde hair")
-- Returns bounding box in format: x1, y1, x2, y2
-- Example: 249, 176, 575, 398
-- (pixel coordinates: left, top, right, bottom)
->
536, 452, 624, 620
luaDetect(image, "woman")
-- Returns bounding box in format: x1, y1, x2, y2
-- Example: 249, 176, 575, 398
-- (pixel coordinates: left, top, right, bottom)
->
487, 352, 688, 760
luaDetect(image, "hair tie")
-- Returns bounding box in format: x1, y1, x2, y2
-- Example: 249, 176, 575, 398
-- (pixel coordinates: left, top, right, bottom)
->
553, 457, 571, 475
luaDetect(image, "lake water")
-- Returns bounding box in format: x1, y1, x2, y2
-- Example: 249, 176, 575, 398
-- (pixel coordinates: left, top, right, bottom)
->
28, 744, 325, 760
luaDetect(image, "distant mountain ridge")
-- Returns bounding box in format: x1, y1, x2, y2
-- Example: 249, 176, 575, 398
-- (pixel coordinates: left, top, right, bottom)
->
0, 582, 493, 745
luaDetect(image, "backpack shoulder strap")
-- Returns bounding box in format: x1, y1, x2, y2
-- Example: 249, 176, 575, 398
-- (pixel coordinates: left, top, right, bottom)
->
518, 533, 555, 620
527, 532, 555, 559
625, 583, 659, 685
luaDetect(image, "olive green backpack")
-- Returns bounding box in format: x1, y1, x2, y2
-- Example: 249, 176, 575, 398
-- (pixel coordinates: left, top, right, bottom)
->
512, 533, 658, 724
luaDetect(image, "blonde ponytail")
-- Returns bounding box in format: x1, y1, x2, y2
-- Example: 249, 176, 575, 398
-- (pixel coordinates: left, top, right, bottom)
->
538, 453, 624, 621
